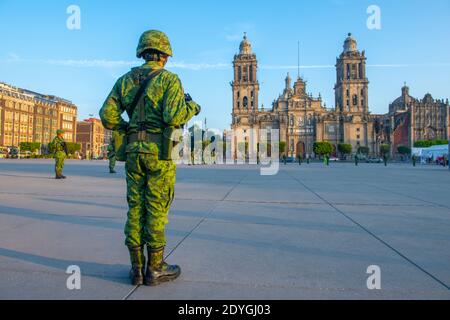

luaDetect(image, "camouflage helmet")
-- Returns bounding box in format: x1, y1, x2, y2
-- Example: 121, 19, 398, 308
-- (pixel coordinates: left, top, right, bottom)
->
136, 30, 173, 58
57, 129, 65, 135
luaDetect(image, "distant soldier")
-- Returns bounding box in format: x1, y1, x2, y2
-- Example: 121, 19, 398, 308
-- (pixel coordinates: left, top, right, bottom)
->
412, 154, 416, 167
107, 133, 117, 174
51, 129, 68, 179
355, 154, 359, 166
383, 154, 388, 166
298, 155, 302, 166
324, 154, 330, 166
283, 154, 287, 165
100, 30, 200, 286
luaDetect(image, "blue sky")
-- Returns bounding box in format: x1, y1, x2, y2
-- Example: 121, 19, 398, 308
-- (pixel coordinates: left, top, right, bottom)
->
1, 0, 449, 130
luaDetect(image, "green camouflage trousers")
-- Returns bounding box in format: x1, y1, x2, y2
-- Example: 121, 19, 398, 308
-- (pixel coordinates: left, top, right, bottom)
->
125, 152, 176, 249
109, 154, 116, 171
54, 151, 66, 176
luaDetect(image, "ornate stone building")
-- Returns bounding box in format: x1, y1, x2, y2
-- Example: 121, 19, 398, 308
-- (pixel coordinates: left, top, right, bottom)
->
388, 84, 449, 154
231, 33, 385, 159
0, 82, 77, 148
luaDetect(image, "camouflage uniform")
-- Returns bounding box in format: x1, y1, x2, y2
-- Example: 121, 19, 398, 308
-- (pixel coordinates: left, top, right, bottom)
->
107, 134, 117, 173
100, 30, 200, 286
52, 130, 67, 179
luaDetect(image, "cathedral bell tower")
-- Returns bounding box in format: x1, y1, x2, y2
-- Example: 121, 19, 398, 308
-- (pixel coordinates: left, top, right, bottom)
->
334, 33, 369, 114
231, 33, 259, 129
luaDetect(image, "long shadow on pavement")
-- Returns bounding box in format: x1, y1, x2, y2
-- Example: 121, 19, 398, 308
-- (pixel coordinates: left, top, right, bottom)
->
0, 247, 130, 284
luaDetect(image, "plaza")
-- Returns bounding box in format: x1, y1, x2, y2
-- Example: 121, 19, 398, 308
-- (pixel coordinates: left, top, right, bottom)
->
0, 159, 449, 300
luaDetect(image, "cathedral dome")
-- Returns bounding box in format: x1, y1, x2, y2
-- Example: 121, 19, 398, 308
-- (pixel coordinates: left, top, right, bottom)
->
343, 33, 358, 53
239, 33, 252, 55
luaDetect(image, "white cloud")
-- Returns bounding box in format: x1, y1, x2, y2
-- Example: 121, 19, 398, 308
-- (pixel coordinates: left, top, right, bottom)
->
0, 56, 230, 70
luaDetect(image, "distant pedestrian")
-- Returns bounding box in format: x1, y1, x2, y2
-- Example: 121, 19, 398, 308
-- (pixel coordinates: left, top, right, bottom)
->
354, 154, 359, 166
107, 132, 117, 174
412, 155, 416, 167
383, 154, 388, 167
298, 155, 302, 166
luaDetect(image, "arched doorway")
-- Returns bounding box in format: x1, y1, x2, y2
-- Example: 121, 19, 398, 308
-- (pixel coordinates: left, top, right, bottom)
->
296, 142, 305, 159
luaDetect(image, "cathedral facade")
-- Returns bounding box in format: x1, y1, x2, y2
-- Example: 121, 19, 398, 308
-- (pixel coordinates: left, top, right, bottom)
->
231, 33, 385, 159
230, 33, 449, 159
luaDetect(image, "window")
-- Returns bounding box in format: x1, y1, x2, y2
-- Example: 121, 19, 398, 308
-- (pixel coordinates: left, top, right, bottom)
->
353, 95, 358, 106
243, 97, 248, 108
238, 66, 242, 81
249, 65, 253, 82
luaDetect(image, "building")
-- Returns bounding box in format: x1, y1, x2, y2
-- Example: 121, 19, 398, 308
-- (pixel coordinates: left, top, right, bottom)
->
0, 82, 77, 148
388, 84, 450, 155
76, 118, 106, 159
231, 33, 384, 159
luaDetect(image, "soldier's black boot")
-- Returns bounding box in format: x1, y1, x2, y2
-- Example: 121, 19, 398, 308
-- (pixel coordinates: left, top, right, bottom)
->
128, 246, 145, 285
55, 174, 63, 179
144, 247, 181, 286
110, 169, 116, 174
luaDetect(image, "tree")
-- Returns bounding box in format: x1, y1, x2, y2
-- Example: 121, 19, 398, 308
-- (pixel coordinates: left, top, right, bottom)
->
380, 144, 390, 156
19, 142, 41, 153
279, 141, 286, 156
338, 143, 352, 159
66, 142, 81, 155
397, 145, 411, 156
313, 141, 333, 158
357, 146, 370, 155
414, 139, 449, 148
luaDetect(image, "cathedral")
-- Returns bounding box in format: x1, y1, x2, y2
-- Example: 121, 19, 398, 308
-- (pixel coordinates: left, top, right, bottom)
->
230, 33, 385, 159
230, 33, 449, 159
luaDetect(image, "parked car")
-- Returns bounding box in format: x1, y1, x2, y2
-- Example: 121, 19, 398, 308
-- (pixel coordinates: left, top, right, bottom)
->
366, 157, 382, 163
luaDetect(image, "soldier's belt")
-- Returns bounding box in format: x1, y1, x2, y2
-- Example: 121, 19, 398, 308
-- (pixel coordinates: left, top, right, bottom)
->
127, 132, 162, 144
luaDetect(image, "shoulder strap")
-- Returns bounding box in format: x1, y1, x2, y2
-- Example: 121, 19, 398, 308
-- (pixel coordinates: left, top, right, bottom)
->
127, 68, 164, 119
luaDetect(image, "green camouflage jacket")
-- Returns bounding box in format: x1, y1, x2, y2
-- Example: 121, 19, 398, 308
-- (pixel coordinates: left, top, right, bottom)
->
51, 136, 66, 153
100, 61, 200, 154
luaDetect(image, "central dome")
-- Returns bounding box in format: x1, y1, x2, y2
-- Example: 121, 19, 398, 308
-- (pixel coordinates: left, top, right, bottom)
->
343, 33, 358, 53
239, 33, 252, 55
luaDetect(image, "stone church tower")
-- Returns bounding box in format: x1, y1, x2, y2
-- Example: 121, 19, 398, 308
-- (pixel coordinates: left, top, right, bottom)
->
335, 33, 374, 152
231, 33, 259, 131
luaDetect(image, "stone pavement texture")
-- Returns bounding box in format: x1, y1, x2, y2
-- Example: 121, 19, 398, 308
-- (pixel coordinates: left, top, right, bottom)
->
0, 159, 449, 300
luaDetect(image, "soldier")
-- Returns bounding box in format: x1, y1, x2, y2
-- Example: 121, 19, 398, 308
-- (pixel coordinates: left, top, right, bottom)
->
355, 153, 359, 166
100, 30, 201, 286
51, 129, 68, 179
107, 133, 117, 174
298, 155, 302, 166
412, 154, 416, 167
383, 154, 388, 166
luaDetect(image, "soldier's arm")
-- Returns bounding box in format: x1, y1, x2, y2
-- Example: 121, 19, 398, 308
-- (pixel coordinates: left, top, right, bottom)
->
162, 74, 200, 127
100, 79, 128, 132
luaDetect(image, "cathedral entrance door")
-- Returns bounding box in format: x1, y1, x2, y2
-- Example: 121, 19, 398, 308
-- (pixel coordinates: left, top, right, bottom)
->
296, 142, 305, 159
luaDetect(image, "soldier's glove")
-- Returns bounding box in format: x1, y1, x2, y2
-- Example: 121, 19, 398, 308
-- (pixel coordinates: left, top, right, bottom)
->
184, 93, 193, 102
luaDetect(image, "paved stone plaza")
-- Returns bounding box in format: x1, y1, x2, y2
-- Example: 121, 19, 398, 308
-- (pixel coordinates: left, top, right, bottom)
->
0, 159, 449, 300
